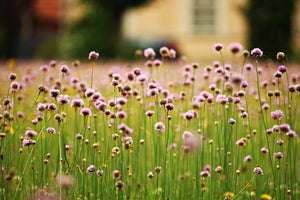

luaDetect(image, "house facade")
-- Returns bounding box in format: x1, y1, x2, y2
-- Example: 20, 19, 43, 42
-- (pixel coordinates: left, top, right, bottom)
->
123, 0, 300, 61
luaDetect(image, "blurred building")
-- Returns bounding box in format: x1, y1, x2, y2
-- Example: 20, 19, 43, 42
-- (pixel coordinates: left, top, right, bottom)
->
123, 0, 300, 61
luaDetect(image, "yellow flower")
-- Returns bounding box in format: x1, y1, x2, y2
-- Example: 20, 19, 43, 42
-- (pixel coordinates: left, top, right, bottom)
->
224, 192, 235, 198
261, 194, 272, 200
10, 127, 14, 134
102, 164, 107, 168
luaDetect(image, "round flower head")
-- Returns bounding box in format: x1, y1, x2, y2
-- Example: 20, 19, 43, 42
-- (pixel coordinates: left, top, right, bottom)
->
58, 95, 70, 105
9, 73, 17, 81
253, 167, 263, 175
40, 65, 49, 72
50, 89, 60, 99
60, 65, 70, 74
97, 169, 104, 176
169, 49, 176, 58
200, 170, 210, 177
153, 59, 162, 67
154, 122, 165, 133
22, 139, 33, 146
274, 152, 283, 159
46, 127, 56, 134
160, 46, 169, 57
87, 165, 95, 173
244, 155, 252, 162
260, 147, 269, 153
251, 48, 263, 57
115, 180, 124, 190
80, 108, 92, 116
278, 65, 287, 73
286, 130, 297, 138
182, 131, 193, 140
10, 81, 20, 91
71, 99, 85, 108
244, 63, 253, 71
88, 51, 99, 60
276, 52, 285, 61
270, 110, 284, 120
49, 60, 57, 68
76, 133, 83, 140
228, 118, 236, 125
144, 48, 156, 59
228, 42, 243, 54
214, 43, 223, 52
25, 129, 38, 138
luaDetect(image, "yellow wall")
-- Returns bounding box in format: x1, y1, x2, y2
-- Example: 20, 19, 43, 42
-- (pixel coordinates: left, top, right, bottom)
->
123, 0, 248, 61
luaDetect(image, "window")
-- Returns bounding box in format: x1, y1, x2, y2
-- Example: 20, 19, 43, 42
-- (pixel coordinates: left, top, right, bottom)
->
192, 0, 216, 34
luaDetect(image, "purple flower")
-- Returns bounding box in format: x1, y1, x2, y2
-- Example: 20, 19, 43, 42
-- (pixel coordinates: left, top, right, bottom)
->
18, 112, 25, 118
279, 123, 291, 132
60, 65, 70, 74
228, 43, 243, 54
240, 81, 248, 88
71, 99, 85, 108
228, 118, 236, 125
253, 167, 263, 175
46, 127, 56, 134
145, 110, 154, 117
10, 81, 20, 90
286, 130, 297, 138
153, 59, 162, 67
50, 89, 60, 99
214, 43, 223, 52
87, 165, 95, 173
182, 131, 193, 140
216, 95, 228, 104
25, 129, 37, 138
244, 155, 252, 162
251, 48, 263, 57
154, 122, 165, 133
76, 133, 83, 140
236, 139, 245, 146
49, 60, 57, 68
97, 169, 104, 176
169, 49, 176, 58
276, 139, 284, 146
80, 108, 92, 116
200, 170, 210, 177
274, 152, 283, 159
88, 51, 99, 60
144, 48, 156, 59
270, 110, 284, 120
22, 139, 33, 146
9, 73, 17, 81
260, 147, 269, 153
278, 65, 287, 73
58, 95, 70, 105
40, 65, 49, 72
204, 165, 211, 172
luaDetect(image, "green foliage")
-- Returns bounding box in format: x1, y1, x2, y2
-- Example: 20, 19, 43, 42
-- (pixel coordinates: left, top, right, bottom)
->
59, 6, 116, 59
245, 0, 295, 58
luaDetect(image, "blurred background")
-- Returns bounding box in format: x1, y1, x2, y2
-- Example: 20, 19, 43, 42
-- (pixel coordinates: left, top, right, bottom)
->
0, 0, 299, 61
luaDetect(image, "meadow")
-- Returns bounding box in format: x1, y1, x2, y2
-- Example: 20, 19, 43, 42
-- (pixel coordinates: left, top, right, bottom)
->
0, 44, 299, 200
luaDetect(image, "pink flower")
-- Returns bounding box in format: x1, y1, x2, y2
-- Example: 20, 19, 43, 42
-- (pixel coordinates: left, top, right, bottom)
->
154, 122, 165, 133
144, 48, 156, 59
228, 43, 243, 54
244, 155, 252, 162
80, 108, 92, 116
87, 165, 95, 173
88, 51, 99, 60
253, 167, 263, 175
214, 43, 223, 52
200, 170, 210, 177
270, 110, 284, 120
260, 147, 269, 153
251, 48, 263, 57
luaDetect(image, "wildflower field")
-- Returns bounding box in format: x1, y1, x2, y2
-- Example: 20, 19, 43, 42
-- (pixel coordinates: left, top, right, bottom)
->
0, 45, 299, 200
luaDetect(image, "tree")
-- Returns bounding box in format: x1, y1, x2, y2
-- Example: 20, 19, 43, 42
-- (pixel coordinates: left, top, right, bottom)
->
60, 0, 152, 59
245, 0, 295, 58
